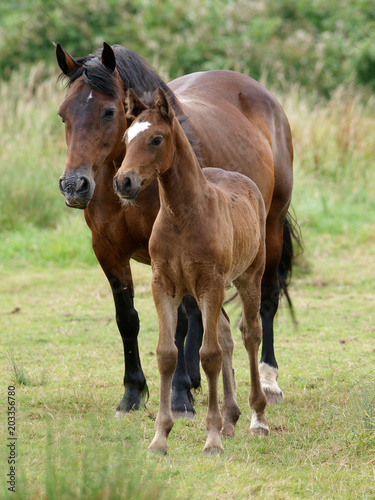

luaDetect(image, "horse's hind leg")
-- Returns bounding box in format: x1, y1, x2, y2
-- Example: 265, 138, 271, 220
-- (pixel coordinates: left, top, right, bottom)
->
219, 309, 241, 437
171, 300, 196, 419
183, 295, 203, 389
235, 262, 269, 436
260, 219, 285, 403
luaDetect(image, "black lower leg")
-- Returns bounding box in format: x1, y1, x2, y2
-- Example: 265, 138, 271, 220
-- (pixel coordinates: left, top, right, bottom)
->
111, 279, 148, 413
260, 282, 280, 369
171, 300, 196, 416
183, 295, 203, 389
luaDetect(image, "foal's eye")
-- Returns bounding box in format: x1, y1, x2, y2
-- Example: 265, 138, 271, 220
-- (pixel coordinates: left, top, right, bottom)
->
151, 136, 163, 146
103, 108, 116, 120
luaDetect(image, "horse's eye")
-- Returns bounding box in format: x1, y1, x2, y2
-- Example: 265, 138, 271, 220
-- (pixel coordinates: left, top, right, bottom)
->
58, 113, 65, 123
104, 108, 116, 120
151, 136, 163, 146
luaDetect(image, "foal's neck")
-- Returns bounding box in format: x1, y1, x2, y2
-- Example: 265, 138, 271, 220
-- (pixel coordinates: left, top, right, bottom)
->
158, 122, 207, 222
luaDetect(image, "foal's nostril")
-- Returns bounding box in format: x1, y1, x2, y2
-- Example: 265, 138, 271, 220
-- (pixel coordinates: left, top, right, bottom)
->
77, 176, 89, 194
123, 176, 132, 194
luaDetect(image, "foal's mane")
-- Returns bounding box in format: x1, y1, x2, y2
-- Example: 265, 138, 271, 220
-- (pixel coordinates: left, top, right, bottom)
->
59, 44, 202, 164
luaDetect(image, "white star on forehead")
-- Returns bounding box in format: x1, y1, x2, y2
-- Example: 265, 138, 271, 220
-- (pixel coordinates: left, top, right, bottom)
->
86, 90, 93, 104
126, 121, 151, 143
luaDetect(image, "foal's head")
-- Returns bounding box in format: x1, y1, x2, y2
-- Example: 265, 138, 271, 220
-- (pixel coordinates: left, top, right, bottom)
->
114, 89, 176, 201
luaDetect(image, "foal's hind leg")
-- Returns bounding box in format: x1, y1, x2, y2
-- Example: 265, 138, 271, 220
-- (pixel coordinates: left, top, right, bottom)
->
235, 264, 269, 436
218, 309, 241, 437
199, 287, 225, 454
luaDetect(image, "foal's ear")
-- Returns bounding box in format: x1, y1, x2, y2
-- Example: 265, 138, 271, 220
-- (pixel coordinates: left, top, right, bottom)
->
125, 89, 148, 119
155, 88, 174, 122
55, 42, 79, 75
101, 42, 116, 72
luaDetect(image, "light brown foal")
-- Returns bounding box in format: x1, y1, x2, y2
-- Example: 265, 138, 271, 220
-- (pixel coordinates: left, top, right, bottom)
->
114, 88, 269, 454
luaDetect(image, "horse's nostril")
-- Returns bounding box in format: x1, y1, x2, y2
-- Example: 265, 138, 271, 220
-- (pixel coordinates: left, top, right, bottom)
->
124, 177, 133, 193
77, 177, 89, 193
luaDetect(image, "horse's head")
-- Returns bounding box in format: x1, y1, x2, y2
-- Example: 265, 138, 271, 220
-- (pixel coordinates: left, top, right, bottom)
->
56, 42, 127, 209
114, 88, 175, 201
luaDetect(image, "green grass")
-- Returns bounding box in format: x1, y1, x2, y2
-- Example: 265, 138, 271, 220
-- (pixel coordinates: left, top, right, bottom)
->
1, 245, 374, 498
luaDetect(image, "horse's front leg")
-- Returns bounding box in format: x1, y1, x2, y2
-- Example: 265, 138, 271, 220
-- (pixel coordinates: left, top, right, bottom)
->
91, 232, 147, 413
109, 272, 148, 414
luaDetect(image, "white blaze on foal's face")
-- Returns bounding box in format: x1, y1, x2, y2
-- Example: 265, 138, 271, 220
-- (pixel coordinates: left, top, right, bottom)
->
126, 121, 151, 144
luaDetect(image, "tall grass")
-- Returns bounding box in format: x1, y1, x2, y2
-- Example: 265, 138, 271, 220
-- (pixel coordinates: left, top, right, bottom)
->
0, 64, 66, 231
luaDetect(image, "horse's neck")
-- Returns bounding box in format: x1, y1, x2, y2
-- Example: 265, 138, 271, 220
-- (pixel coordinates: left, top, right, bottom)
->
158, 127, 207, 222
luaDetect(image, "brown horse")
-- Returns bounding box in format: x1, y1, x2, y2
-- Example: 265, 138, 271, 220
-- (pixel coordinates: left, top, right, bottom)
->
114, 88, 269, 454
56, 42, 298, 417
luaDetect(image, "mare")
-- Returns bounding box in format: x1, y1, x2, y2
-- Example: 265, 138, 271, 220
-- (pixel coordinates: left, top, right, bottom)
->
115, 88, 269, 454
56, 42, 298, 417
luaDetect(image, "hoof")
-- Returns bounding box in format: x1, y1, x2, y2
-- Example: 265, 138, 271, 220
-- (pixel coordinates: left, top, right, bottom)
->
263, 387, 284, 404
259, 362, 284, 404
203, 446, 223, 456
115, 410, 128, 418
148, 446, 167, 456
250, 411, 269, 436
221, 423, 235, 438
172, 410, 195, 420
171, 388, 196, 417
250, 426, 269, 437
116, 383, 149, 413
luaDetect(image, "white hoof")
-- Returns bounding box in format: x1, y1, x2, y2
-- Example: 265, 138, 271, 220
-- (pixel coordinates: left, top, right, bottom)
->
259, 362, 284, 404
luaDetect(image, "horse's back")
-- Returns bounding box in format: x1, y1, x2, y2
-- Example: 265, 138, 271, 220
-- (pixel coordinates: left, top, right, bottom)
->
169, 70, 293, 214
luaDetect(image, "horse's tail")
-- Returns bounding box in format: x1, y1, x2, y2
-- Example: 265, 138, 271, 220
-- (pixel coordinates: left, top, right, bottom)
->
278, 210, 303, 324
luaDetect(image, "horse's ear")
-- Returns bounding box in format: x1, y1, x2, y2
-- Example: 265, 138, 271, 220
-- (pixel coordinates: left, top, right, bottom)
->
155, 88, 174, 122
125, 89, 147, 119
55, 42, 79, 75
101, 42, 116, 72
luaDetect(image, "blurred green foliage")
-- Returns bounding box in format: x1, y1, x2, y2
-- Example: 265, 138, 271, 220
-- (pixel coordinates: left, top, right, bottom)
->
1, 0, 375, 95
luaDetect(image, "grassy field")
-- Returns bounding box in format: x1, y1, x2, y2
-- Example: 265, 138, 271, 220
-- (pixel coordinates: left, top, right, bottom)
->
1, 70, 375, 498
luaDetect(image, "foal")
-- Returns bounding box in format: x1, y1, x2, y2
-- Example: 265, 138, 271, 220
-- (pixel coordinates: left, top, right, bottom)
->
114, 88, 269, 454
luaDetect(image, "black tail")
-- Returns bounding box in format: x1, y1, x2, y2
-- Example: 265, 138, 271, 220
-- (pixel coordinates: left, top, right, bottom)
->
278, 210, 303, 323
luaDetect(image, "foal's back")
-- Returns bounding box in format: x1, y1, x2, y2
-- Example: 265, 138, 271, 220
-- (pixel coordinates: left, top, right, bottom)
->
202, 167, 266, 283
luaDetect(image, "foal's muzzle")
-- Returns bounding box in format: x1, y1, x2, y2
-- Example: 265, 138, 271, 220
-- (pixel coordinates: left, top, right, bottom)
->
59, 173, 95, 209
113, 171, 143, 200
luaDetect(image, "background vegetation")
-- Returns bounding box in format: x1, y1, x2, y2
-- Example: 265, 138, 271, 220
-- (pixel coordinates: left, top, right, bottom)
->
1, 0, 375, 95
1, 0, 374, 498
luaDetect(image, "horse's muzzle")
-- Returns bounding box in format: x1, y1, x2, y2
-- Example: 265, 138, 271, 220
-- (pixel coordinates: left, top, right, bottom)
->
59, 174, 95, 209
113, 171, 142, 200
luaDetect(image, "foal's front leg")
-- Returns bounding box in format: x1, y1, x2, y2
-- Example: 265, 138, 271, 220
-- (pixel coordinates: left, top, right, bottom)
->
149, 283, 179, 454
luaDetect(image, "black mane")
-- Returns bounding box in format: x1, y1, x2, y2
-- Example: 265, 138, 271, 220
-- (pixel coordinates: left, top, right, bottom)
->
60, 45, 178, 105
